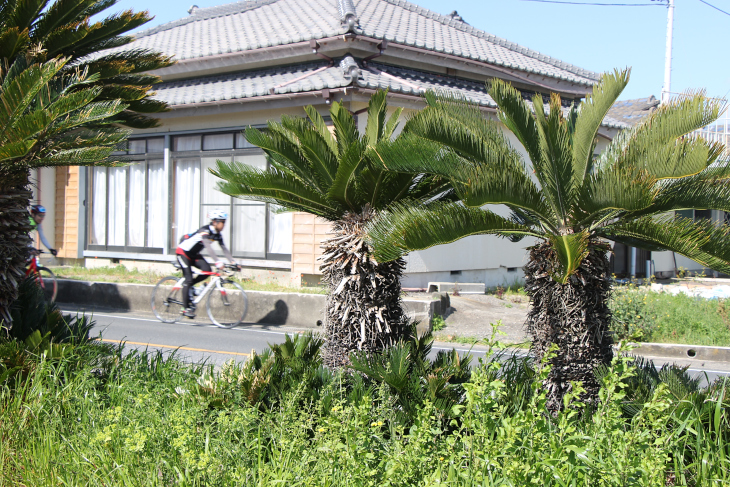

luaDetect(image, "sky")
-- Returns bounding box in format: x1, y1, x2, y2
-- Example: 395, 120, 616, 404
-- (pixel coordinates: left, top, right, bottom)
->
111, 0, 730, 101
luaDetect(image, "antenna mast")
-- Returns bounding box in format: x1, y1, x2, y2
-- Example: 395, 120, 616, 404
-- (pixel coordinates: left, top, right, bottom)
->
661, 0, 675, 104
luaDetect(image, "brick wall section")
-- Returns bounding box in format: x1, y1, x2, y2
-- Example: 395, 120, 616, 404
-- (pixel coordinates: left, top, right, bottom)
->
291, 212, 332, 276
55, 166, 79, 258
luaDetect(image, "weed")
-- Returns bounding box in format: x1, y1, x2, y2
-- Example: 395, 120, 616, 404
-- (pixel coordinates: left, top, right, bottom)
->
431, 314, 446, 331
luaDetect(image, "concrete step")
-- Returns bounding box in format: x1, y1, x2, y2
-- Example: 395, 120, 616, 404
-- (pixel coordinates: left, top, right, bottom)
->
427, 282, 485, 294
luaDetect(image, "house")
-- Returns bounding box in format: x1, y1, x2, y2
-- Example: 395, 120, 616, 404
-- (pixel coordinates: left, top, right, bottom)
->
34, 0, 632, 287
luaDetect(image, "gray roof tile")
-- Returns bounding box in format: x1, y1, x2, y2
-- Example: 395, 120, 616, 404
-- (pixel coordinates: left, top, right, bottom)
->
152, 57, 625, 128
607, 96, 659, 126
125, 0, 598, 85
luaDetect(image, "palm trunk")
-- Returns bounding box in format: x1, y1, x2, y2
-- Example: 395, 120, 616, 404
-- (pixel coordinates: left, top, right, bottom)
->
0, 170, 33, 326
319, 207, 409, 368
524, 239, 613, 412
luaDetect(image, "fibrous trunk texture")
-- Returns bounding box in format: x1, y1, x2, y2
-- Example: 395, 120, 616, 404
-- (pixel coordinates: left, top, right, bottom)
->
524, 239, 613, 412
319, 207, 408, 368
0, 172, 33, 325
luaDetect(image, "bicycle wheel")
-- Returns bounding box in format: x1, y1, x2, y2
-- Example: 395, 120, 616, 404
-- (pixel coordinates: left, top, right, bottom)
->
35, 267, 57, 303
151, 276, 185, 323
206, 280, 248, 328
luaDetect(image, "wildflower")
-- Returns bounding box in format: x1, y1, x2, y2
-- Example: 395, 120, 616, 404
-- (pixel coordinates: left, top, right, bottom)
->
371, 422, 378, 427
318, 428, 325, 432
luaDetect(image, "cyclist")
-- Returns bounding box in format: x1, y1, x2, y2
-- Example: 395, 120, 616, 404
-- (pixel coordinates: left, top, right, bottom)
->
176, 210, 240, 318
29, 205, 57, 257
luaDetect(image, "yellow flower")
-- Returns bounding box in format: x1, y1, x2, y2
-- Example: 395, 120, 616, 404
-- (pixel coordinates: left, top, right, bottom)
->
318, 428, 325, 432
371, 422, 378, 427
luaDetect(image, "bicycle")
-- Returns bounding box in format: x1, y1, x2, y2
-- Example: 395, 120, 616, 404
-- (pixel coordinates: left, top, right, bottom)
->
26, 249, 57, 302
151, 263, 248, 328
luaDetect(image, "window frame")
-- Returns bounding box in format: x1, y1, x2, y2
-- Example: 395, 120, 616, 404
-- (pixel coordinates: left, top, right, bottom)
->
87, 131, 293, 262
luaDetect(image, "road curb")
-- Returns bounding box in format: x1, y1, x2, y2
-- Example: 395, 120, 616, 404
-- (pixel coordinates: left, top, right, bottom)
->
55, 279, 446, 335
628, 342, 730, 362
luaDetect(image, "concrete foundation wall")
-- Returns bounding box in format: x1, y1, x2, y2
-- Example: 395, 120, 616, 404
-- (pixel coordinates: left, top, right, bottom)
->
56, 279, 444, 335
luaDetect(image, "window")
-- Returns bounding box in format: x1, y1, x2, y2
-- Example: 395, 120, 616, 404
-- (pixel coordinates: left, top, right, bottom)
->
87, 131, 293, 261
88, 137, 167, 253
88, 159, 166, 252
676, 209, 713, 221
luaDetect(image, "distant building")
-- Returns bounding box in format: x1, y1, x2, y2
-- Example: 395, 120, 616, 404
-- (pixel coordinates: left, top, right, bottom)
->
607, 95, 660, 126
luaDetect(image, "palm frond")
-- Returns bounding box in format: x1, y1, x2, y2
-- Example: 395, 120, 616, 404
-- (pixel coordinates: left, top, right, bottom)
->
597, 92, 725, 178
280, 115, 337, 186
489, 79, 544, 176
330, 101, 359, 155
0, 60, 62, 142
367, 201, 539, 262
0, 139, 35, 162
641, 164, 730, 215
304, 105, 337, 156
572, 68, 629, 185
245, 125, 326, 193
365, 88, 388, 148
548, 230, 589, 284
600, 216, 730, 274
532, 92, 574, 225
573, 163, 656, 226
211, 160, 340, 219
326, 140, 365, 211
382, 106, 403, 140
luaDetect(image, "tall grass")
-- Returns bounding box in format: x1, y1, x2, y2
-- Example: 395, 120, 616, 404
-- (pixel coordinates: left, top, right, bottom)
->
610, 286, 730, 345
2, 338, 729, 486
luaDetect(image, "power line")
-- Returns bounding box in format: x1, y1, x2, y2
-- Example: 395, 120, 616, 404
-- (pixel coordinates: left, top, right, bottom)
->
697, 0, 730, 17
519, 0, 662, 5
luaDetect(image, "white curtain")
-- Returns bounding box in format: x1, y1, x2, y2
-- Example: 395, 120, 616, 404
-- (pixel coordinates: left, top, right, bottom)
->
174, 136, 201, 151
233, 204, 266, 254
201, 157, 231, 206
128, 163, 146, 247
146, 160, 166, 248
90, 167, 107, 245
108, 167, 126, 246
268, 205, 292, 254
174, 158, 200, 243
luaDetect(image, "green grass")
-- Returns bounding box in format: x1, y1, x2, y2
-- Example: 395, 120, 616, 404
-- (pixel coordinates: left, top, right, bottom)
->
610, 286, 730, 346
48, 265, 328, 294
2, 338, 729, 485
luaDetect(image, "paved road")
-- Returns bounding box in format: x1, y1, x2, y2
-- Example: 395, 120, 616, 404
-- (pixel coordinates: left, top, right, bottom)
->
64, 307, 730, 385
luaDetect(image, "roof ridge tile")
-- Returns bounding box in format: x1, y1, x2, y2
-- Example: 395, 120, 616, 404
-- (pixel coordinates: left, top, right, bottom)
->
135, 0, 280, 38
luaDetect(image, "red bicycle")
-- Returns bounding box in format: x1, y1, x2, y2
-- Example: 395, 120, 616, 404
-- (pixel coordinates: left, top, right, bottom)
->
27, 249, 57, 302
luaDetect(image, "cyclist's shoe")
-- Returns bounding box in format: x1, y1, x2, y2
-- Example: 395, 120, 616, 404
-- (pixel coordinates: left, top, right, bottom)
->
183, 307, 196, 319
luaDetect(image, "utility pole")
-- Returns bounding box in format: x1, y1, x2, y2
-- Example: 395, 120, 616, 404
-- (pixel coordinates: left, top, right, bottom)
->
661, 0, 675, 104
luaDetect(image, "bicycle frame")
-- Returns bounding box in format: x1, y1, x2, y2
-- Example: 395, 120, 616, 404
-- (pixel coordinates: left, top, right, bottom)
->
170, 269, 231, 306
25, 254, 40, 277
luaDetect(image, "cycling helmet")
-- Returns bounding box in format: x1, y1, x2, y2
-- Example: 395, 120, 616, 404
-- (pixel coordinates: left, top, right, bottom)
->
31, 205, 46, 214
209, 210, 228, 221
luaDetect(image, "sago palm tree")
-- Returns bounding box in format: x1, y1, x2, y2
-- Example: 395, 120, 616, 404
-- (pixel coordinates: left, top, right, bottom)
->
0, 0, 171, 321
368, 69, 730, 410
211, 90, 453, 367
0, 58, 128, 323
0, 0, 172, 128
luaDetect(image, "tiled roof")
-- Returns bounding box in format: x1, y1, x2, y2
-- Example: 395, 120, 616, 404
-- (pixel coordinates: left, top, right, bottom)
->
152, 56, 626, 128
607, 96, 659, 126
128, 0, 598, 85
